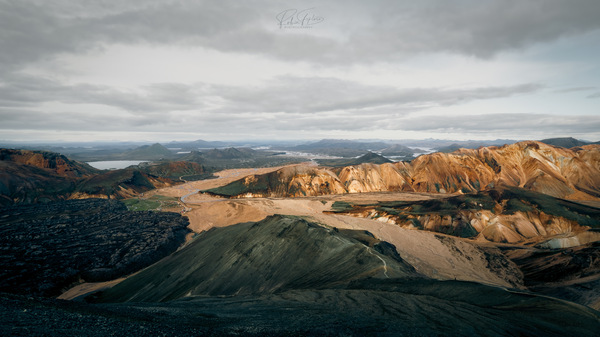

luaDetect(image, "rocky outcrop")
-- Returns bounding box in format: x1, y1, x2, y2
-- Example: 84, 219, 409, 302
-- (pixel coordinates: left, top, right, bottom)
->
207, 141, 600, 200
0, 199, 190, 297
326, 187, 600, 244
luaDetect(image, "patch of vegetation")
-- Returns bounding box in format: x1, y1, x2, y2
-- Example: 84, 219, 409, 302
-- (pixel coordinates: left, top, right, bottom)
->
123, 195, 180, 211
179, 173, 218, 181
505, 198, 534, 213
330, 201, 354, 212
375, 207, 401, 215
123, 198, 161, 211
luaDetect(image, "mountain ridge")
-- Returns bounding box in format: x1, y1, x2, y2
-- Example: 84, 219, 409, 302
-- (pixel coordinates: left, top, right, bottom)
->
206, 141, 600, 200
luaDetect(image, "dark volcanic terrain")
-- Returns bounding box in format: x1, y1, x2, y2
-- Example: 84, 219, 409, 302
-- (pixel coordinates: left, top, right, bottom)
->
1, 140, 600, 336
79, 216, 600, 336
0, 199, 190, 297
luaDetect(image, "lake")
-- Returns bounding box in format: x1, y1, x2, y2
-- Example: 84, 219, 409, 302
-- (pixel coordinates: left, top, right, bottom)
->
87, 160, 148, 170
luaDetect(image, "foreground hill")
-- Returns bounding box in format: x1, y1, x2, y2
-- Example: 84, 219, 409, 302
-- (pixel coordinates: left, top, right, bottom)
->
206, 141, 600, 200
88, 215, 600, 336
96, 215, 418, 302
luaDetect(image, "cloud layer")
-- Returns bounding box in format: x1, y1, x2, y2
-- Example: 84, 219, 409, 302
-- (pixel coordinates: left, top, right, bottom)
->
1, 0, 599, 141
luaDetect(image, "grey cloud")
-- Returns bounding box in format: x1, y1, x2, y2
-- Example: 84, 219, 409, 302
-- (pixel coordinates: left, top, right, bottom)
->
2, 0, 600, 71
0, 74, 206, 112
395, 113, 600, 134
3, 108, 597, 141
356, 0, 600, 59
586, 92, 600, 99
211, 76, 542, 114
0, 73, 542, 117
554, 86, 596, 93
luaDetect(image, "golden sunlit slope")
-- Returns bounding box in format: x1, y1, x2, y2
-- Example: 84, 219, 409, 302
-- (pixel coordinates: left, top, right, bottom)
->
206, 141, 600, 200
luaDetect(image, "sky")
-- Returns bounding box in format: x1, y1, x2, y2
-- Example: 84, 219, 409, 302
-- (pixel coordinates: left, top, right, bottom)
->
1, 0, 599, 142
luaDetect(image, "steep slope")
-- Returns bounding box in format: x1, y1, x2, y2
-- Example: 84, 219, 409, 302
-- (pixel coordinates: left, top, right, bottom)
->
0, 148, 98, 177
206, 165, 347, 197
502, 242, 600, 310
95, 215, 418, 302
0, 148, 180, 205
207, 141, 600, 200
0, 161, 75, 206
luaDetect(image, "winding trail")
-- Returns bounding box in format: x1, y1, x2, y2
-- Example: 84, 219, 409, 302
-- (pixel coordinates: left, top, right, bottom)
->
366, 247, 390, 278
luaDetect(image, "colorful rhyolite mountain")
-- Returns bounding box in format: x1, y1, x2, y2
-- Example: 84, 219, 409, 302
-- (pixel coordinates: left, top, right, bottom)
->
206, 141, 600, 200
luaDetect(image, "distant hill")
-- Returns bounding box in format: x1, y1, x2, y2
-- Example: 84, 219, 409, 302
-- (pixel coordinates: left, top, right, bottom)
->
166, 139, 230, 150
202, 147, 256, 159
380, 144, 416, 157
0, 148, 98, 177
433, 141, 518, 153
353, 152, 393, 165
435, 143, 463, 153
123, 143, 172, 160
400, 139, 516, 149
293, 139, 390, 157
177, 151, 205, 164
74, 168, 172, 199
0, 161, 76, 206
0, 148, 176, 206
318, 151, 393, 167
139, 161, 210, 181
539, 137, 590, 148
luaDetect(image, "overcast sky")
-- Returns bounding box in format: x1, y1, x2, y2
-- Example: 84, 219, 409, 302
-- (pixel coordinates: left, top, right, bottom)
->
1, 0, 599, 142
